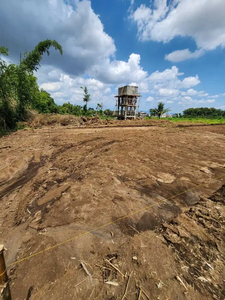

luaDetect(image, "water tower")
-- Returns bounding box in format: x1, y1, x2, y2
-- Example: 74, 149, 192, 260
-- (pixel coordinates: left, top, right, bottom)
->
115, 85, 141, 120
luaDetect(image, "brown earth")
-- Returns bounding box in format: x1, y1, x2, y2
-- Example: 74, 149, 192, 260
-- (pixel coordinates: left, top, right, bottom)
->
28, 114, 171, 128
0, 121, 225, 300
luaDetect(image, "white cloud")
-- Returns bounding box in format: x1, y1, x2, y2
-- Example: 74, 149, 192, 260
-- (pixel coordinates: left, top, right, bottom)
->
157, 88, 180, 98
90, 53, 147, 84
207, 93, 225, 98
165, 49, 204, 62
1, 0, 150, 88
179, 97, 215, 106
184, 96, 192, 101
181, 89, 208, 97
146, 66, 200, 91
131, 0, 169, 41
40, 82, 62, 92
146, 96, 154, 101
38, 66, 112, 107
209, 95, 220, 98
129, 81, 150, 94
128, 0, 135, 13
181, 89, 199, 96
103, 88, 111, 94
148, 66, 183, 82
197, 93, 209, 97
179, 76, 200, 89
0, 0, 116, 77
131, 0, 225, 60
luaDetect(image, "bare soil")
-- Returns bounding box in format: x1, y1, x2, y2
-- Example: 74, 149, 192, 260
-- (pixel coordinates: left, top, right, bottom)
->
0, 121, 225, 300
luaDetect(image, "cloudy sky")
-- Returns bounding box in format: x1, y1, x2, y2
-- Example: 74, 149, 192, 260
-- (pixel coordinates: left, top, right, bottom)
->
1, 0, 225, 113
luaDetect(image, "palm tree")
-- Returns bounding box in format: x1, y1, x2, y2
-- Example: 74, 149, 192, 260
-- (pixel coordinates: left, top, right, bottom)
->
149, 102, 170, 119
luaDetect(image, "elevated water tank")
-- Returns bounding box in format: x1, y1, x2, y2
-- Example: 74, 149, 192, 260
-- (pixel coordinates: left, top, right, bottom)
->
118, 85, 138, 96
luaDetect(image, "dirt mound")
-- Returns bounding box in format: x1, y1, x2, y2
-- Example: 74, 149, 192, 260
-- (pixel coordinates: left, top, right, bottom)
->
29, 113, 171, 129
0, 125, 225, 299
29, 114, 84, 128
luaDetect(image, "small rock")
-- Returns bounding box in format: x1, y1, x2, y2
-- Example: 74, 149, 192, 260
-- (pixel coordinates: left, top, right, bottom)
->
156, 281, 164, 289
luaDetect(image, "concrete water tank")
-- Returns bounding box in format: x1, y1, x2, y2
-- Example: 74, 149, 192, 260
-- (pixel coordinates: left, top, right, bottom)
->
118, 85, 138, 96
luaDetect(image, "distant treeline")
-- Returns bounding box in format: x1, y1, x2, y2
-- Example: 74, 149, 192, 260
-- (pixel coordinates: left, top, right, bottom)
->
183, 107, 225, 118
33, 94, 114, 117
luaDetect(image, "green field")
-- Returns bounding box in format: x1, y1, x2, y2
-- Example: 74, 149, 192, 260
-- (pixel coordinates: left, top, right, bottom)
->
167, 117, 225, 124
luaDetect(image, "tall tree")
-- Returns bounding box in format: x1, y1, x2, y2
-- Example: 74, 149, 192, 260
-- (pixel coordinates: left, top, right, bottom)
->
104, 109, 113, 117
32, 88, 58, 114
150, 102, 170, 119
0, 40, 63, 129
96, 103, 103, 115
80, 86, 90, 111
17, 40, 62, 120
21, 40, 63, 72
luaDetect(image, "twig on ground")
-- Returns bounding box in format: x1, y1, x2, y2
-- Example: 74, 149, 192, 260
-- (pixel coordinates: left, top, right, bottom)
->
141, 289, 150, 300
175, 275, 188, 292
88, 287, 95, 300
80, 261, 93, 283
74, 277, 88, 288
121, 271, 133, 300
105, 281, 119, 286
136, 285, 150, 300
104, 259, 125, 277
129, 224, 140, 234
137, 287, 142, 300
96, 264, 111, 271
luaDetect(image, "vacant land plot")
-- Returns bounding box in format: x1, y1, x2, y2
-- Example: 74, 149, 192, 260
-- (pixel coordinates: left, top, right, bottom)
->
0, 123, 225, 300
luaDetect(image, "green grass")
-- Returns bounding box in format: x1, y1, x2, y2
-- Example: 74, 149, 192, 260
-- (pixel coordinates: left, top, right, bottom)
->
167, 117, 225, 124
99, 115, 115, 120
144, 116, 225, 124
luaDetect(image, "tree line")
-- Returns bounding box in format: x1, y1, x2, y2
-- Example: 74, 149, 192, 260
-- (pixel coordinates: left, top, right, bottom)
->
32, 88, 113, 117
149, 103, 225, 118
183, 107, 225, 118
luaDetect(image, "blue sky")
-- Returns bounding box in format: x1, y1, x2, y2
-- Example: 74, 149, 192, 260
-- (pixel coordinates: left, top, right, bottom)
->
0, 0, 225, 113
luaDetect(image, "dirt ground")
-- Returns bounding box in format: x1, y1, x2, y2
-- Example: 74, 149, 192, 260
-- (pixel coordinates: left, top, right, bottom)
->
0, 121, 225, 300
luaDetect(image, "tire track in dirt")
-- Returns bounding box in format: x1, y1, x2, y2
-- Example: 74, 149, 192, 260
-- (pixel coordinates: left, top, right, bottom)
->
0, 157, 46, 200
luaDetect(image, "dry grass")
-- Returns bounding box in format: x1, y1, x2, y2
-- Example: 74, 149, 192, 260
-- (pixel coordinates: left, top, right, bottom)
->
29, 114, 84, 128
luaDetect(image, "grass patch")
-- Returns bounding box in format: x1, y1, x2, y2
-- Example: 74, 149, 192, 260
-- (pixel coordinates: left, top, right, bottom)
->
99, 115, 115, 120
167, 117, 225, 124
